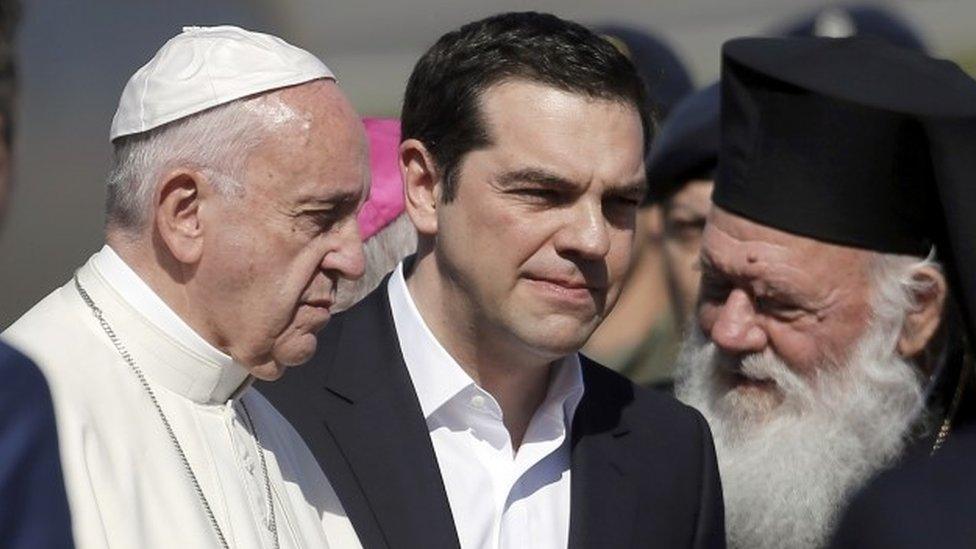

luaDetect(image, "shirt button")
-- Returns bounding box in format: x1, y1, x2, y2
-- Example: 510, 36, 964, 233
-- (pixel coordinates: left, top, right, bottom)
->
470, 394, 487, 409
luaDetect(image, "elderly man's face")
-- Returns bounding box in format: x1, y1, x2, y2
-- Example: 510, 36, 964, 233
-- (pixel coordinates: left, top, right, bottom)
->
695, 206, 875, 415
430, 80, 646, 359
198, 81, 367, 379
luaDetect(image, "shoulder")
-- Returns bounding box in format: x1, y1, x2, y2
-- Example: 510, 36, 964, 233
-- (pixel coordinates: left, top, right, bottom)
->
4, 281, 78, 338
832, 428, 976, 548
4, 281, 115, 384
579, 355, 710, 438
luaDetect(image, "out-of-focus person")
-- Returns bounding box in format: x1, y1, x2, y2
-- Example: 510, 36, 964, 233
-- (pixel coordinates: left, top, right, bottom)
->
676, 37, 976, 549
3, 26, 366, 548
334, 118, 416, 312
582, 24, 695, 383
0, 2, 74, 547
778, 3, 927, 51
593, 24, 694, 126
262, 12, 725, 549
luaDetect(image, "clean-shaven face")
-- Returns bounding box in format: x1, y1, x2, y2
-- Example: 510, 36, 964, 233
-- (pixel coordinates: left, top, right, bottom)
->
432, 79, 646, 361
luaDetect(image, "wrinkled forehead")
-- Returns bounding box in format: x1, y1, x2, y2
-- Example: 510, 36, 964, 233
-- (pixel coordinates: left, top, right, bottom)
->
701, 206, 872, 288
251, 81, 369, 200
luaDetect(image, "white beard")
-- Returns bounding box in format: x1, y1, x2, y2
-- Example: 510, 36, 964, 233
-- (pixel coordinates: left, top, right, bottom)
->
675, 322, 929, 549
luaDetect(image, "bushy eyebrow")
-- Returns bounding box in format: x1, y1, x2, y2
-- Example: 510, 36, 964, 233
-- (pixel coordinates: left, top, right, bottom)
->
300, 189, 363, 209
496, 167, 647, 197
496, 168, 575, 190
699, 251, 810, 304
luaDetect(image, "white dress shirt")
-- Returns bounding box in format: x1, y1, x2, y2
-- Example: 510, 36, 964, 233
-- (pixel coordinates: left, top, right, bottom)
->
4, 246, 361, 549
388, 263, 585, 549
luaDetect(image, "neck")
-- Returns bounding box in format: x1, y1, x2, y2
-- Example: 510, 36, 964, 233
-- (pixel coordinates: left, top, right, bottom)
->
406, 253, 555, 449
106, 231, 224, 355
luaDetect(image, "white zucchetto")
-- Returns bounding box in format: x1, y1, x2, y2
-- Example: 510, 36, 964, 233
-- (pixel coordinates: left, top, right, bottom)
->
110, 25, 334, 141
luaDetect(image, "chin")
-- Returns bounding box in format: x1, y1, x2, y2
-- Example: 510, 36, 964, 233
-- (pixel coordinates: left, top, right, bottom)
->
517, 319, 593, 359
271, 333, 319, 369
250, 362, 287, 382
715, 383, 783, 424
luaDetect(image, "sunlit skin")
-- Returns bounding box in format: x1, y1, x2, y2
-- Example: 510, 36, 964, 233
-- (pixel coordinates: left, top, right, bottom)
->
110, 80, 368, 381
403, 80, 645, 444
697, 206, 876, 404
661, 179, 713, 326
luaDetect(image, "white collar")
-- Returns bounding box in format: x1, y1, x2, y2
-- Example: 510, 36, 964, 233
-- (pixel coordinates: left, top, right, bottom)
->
88, 245, 250, 404
387, 262, 584, 423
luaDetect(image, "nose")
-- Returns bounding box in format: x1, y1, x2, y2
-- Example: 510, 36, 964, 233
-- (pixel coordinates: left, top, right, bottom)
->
705, 288, 768, 355
322, 219, 366, 281
553, 200, 611, 260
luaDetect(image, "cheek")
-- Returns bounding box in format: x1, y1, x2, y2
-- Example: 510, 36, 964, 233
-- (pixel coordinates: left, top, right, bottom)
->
764, 325, 824, 374
765, 319, 867, 376
605, 231, 635, 288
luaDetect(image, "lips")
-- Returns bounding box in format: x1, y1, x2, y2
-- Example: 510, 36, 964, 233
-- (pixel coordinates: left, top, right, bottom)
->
302, 298, 333, 310
524, 275, 602, 292
732, 371, 775, 389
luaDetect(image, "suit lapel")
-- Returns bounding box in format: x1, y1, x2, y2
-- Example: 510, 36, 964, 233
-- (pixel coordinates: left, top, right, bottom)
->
314, 283, 461, 549
568, 361, 640, 549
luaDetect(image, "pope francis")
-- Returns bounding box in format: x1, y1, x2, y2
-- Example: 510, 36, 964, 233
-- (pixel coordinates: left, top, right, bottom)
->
3, 26, 367, 548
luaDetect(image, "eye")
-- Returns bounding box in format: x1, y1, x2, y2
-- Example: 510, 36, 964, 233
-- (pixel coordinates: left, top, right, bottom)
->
299, 209, 343, 234
700, 272, 732, 302
608, 194, 641, 207
754, 294, 805, 320
518, 188, 563, 202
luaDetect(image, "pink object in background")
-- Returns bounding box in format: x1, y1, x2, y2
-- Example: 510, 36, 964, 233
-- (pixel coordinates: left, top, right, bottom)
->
357, 118, 404, 240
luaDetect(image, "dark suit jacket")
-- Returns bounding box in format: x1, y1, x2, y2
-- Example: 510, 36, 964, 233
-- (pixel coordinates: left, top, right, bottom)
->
259, 280, 725, 549
830, 426, 976, 549
0, 340, 74, 549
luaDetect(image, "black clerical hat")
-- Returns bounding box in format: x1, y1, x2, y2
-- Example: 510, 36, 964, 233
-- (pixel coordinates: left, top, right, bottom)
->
644, 82, 719, 204
715, 36, 976, 339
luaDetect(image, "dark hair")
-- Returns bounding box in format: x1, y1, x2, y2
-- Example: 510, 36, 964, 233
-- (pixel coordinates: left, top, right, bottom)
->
0, 0, 18, 147
401, 11, 651, 201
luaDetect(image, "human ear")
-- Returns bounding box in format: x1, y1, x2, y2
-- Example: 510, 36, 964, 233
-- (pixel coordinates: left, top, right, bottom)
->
399, 138, 440, 236
154, 170, 207, 265
897, 265, 947, 359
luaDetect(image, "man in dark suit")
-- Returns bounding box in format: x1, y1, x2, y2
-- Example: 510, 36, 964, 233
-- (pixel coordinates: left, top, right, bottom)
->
260, 11, 724, 549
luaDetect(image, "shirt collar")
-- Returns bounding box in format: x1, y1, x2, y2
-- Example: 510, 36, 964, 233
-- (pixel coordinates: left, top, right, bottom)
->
387, 262, 585, 423
90, 245, 250, 404
388, 263, 473, 418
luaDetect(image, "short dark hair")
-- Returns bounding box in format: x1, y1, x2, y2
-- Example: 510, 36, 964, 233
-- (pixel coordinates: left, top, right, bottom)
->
401, 11, 651, 201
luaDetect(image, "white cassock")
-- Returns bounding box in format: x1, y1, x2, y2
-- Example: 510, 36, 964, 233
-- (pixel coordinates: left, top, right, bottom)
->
2, 246, 362, 549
